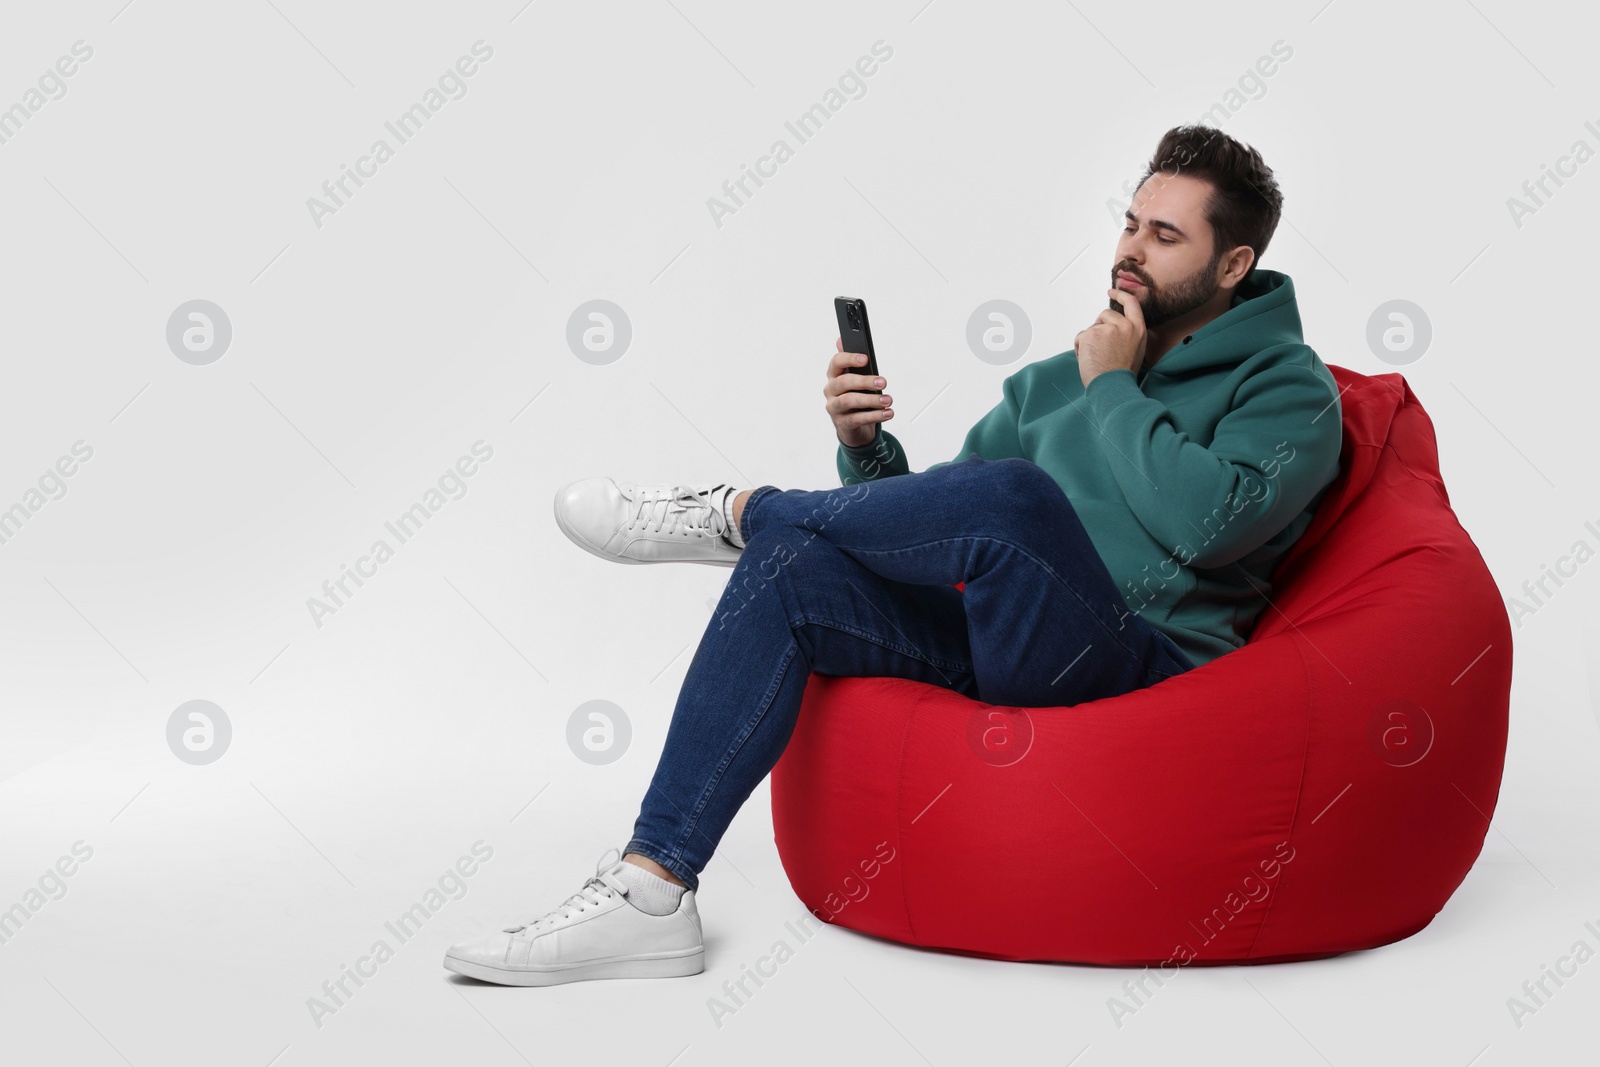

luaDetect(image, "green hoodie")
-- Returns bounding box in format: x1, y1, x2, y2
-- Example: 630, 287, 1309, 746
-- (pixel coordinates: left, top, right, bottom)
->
836, 268, 1342, 668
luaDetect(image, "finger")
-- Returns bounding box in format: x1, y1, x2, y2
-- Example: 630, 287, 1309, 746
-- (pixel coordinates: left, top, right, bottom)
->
825, 372, 887, 397
832, 385, 896, 412
829, 389, 893, 415
829, 349, 871, 376
1108, 287, 1146, 329
835, 335, 844, 352
841, 403, 894, 429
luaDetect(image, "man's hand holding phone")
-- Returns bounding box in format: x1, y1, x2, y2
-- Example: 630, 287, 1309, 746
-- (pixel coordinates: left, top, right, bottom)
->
824, 337, 893, 448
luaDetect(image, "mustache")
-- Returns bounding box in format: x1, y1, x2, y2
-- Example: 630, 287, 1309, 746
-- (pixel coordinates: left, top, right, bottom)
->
1114, 265, 1151, 287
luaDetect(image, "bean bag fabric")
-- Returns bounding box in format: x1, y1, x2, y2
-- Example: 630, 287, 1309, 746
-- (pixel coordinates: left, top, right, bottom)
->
769, 366, 1512, 965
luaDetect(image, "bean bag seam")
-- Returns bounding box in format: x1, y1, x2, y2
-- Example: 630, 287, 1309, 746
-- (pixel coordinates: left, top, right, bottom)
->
1380, 438, 1448, 505
1244, 630, 1315, 960
1265, 439, 1384, 611
894, 685, 929, 945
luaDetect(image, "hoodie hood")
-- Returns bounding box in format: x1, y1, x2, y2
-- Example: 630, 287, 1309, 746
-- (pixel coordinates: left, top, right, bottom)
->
1141, 267, 1304, 378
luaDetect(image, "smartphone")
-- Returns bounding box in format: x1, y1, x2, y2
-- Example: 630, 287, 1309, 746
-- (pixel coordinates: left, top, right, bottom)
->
834, 296, 880, 394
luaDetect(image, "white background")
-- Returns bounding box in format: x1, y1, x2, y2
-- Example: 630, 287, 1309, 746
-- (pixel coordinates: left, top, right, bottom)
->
1, 1, 1596, 1064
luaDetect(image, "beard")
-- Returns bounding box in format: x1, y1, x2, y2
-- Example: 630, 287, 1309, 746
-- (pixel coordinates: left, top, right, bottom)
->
1112, 249, 1223, 326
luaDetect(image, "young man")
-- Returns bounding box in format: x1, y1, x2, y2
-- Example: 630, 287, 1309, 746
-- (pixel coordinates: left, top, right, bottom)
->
443, 125, 1343, 986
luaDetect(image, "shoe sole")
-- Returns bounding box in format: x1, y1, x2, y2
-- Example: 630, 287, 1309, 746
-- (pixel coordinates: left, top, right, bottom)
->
553, 482, 740, 568
443, 946, 705, 987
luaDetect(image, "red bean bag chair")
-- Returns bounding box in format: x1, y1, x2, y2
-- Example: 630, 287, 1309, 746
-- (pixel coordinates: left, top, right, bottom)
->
770, 366, 1512, 965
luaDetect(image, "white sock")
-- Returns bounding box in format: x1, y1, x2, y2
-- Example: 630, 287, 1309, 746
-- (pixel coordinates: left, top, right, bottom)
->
612, 858, 688, 915
718, 486, 746, 548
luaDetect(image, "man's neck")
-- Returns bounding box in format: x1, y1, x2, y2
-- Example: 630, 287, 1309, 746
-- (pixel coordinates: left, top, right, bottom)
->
1144, 292, 1234, 369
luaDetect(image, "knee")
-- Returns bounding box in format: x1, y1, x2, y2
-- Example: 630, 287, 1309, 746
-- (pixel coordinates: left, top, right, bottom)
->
735, 527, 814, 584
768, 486, 858, 543
984, 458, 1068, 523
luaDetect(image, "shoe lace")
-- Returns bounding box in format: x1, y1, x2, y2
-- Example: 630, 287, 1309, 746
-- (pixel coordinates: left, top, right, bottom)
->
625, 482, 729, 539
503, 847, 631, 935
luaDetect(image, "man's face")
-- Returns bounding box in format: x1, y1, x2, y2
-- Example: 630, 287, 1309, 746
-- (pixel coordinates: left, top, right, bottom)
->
1112, 172, 1225, 327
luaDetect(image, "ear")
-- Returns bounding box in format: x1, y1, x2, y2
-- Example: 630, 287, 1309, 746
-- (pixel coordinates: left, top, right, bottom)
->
1216, 245, 1255, 291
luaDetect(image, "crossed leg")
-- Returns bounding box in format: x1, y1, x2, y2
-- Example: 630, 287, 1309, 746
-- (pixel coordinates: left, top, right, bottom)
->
622, 455, 1192, 891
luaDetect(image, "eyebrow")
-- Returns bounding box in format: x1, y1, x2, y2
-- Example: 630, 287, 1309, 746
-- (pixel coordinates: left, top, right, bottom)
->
1124, 209, 1187, 239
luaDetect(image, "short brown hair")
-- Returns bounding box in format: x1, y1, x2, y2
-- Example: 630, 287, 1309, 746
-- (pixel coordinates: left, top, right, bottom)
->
1137, 125, 1283, 265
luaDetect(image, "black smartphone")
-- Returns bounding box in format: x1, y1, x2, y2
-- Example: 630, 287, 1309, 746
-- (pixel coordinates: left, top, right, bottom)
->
834, 296, 880, 394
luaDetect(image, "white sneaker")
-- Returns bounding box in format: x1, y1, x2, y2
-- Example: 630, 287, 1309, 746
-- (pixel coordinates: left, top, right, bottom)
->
554, 477, 744, 567
442, 849, 704, 987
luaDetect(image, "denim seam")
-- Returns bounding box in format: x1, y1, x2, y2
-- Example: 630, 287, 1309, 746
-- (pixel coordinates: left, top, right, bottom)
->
794, 613, 976, 676
667, 641, 801, 870
738, 484, 780, 545
621, 836, 698, 892
629, 781, 724, 889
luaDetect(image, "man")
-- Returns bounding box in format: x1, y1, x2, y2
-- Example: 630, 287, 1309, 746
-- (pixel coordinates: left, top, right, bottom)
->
443, 125, 1343, 987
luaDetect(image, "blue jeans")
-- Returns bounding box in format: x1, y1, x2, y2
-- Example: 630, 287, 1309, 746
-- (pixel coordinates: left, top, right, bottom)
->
622, 455, 1195, 891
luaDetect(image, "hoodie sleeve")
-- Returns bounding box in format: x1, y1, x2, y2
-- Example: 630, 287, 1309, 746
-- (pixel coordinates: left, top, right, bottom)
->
839, 373, 1029, 484
837, 427, 911, 484
1080, 356, 1342, 568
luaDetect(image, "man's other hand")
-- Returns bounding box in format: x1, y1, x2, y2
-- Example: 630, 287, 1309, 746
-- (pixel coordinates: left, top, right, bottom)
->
1076, 288, 1149, 388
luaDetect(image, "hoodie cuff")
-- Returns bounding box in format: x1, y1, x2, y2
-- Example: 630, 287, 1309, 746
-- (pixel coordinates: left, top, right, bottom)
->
837, 427, 908, 483
839, 431, 880, 457
1083, 368, 1145, 418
